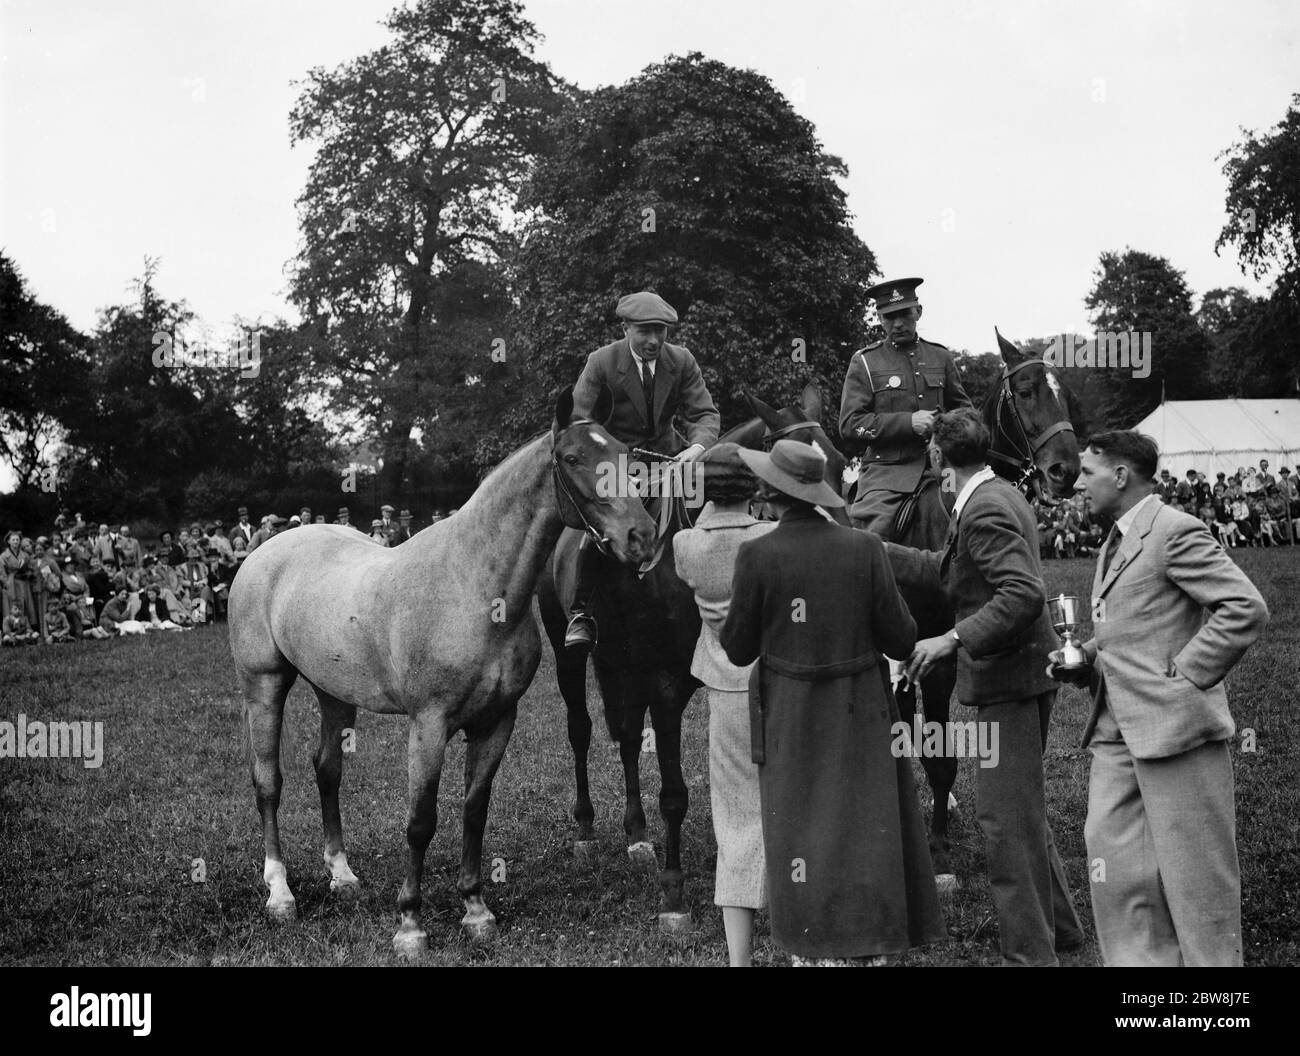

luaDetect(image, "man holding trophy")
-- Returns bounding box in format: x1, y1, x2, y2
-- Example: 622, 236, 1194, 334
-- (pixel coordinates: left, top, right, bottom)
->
1050, 431, 1269, 966
882, 408, 1084, 967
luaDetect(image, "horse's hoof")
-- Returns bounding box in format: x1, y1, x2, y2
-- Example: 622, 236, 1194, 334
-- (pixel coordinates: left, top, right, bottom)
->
573, 840, 598, 863
627, 841, 656, 866
392, 928, 428, 959
935, 873, 961, 899
658, 911, 692, 937
329, 877, 361, 900
461, 914, 498, 945
265, 897, 297, 923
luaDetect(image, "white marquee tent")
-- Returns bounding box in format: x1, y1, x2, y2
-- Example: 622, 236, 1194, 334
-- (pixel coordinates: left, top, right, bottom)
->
1131, 398, 1300, 478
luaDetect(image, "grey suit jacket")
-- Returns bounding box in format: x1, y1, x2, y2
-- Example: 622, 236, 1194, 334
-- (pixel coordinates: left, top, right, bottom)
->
1080, 496, 1268, 759
883, 475, 1058, 706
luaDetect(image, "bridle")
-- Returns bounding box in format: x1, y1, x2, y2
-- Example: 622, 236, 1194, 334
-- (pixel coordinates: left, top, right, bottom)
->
986, 359, 1075, 502
762, 419, 821, 447
552, 419, 613, 556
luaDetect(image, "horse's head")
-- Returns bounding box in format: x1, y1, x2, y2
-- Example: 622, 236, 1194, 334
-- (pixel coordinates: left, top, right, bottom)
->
987, 329, 1081, 501
552, 387, 656, 565
739, 383, 849, 524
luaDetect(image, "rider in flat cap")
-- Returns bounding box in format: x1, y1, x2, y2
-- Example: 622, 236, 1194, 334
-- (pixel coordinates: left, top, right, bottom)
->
839, 277, 972, 539
565, 290, 721, 650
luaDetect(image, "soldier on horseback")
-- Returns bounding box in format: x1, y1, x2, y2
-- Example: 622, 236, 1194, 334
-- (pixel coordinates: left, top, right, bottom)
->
839, 277, 972, 541
565, 291, 721, 650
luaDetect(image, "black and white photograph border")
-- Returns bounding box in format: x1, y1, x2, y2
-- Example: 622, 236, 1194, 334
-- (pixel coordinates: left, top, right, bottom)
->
2, 0, 1297, 996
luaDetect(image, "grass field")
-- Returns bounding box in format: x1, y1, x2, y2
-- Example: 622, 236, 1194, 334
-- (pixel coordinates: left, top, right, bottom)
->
2, 549, 1297, 967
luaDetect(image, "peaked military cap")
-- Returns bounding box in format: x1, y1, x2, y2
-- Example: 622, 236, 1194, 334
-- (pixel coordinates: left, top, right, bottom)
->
866, 277, 924, 314
616, 291, 678, 326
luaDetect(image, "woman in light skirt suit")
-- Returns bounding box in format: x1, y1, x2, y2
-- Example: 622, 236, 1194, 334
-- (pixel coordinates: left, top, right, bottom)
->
673, 443, 775, 966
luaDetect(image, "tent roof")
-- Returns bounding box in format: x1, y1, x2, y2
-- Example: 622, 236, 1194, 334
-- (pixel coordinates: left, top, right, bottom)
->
1131, 398, 1300, 470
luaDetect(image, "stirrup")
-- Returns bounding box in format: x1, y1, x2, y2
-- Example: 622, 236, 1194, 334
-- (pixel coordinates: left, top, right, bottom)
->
565, 613, 598, 651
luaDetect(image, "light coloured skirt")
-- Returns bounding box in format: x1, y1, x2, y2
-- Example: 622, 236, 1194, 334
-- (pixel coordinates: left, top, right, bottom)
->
708, 687, 766, 909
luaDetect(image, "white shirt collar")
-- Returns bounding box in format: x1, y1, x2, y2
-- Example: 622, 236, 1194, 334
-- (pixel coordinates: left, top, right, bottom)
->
630, 349, 656, 376
1115, 491, 1160, 537
953, 466, 996, 518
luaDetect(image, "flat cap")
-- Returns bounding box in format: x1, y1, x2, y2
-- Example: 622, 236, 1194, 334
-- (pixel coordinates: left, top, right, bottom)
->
616, 291, 678, 326
381, 504, 395, 513
337, 506, 349, 516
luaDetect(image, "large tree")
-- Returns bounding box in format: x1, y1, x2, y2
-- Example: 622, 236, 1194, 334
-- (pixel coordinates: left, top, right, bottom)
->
0, 254, 90, 490
1216, 93, 1300, 396
288, 0, 570, 497
502, 52, 877, 458
1084, 249, 1215, 426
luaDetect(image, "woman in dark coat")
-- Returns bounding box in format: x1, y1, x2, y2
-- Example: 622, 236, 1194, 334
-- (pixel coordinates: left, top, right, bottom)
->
720, 439, 946, 965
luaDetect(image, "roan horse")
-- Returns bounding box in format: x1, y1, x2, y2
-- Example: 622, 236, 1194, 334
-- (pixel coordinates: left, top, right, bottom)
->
228, 389, 654, 957
893, 328, 1083, 888
536, 382, 845, 932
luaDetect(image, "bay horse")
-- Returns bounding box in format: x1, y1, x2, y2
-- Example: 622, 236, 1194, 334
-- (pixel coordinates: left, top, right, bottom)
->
887, 328, 1084, 889
536, 382, 845, 932
228, 388, 655, 957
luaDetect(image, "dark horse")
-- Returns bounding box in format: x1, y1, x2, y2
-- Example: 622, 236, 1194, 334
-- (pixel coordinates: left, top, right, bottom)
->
892, 328, 1084, 889
536, 382, 844, 932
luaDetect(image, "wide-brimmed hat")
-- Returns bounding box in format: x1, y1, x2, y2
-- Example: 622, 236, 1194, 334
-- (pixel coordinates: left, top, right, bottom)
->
736, 439, 844, 508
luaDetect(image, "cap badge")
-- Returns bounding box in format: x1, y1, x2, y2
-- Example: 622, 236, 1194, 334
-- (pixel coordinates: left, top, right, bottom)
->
890, 288, 904, 302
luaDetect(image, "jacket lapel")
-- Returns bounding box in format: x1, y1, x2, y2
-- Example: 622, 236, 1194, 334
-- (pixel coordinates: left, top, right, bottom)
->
614, 339, 648, 428
1097, 497, 1159, 597
651, 345, 678, 426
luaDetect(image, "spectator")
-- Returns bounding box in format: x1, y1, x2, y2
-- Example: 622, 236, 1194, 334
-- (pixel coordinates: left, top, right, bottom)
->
205, 524, 233, 561
138, 585, 183, 631
2, 608, 39, 646
369, 518, 388, 544
673, 443, 776, 966
378, 504, 399, 544
85, 556, 112, 619
180, 548, 214, 622
336, 506, 356, 529
90, 523, 115, 564
1230, 492, 1255, 546
2, 530, 38, 626
60, 557, 96, 630
161, 530, 186, 567
43, 597, 73, 644
229, 507, 255, 547
1258, 459, 1276, 492
116, 525, 142, 570
1155, 469, 1177, 504
1242, 466, 1263, 497
299, 506, 312, 527
99, 588, 147, 635
395, 508, 414, 543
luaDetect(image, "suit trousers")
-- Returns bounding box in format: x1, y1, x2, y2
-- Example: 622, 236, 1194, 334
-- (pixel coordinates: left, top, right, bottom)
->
973, 692, 1083, 966
1085, 702, 1241, 966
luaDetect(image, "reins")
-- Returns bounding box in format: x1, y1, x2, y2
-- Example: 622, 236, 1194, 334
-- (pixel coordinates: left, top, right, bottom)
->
552, 419, 613, 556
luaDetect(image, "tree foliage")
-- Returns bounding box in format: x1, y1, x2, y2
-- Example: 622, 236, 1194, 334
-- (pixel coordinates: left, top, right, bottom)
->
1084, 249, 1215, 426
288, 0, 570, 495
503, 52, 877, 458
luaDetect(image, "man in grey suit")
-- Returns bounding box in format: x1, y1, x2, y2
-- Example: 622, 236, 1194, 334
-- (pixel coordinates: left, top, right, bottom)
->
883, 408, 1083, 967
1051, 431, 1268, 966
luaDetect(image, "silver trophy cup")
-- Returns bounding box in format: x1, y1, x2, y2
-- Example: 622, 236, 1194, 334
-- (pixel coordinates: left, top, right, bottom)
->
1048, 593, 1090, 672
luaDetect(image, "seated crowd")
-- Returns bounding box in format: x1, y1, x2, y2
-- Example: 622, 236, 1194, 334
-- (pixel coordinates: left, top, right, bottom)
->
1, 503, 452, 646
1034, 457, 1300, 558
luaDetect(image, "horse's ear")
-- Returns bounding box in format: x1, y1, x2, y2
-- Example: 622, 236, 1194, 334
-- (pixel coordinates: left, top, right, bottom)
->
995, 326, 1025, 365
591, 384, 614, 426
800, 383, 823, 421
554, 387, 575, 432
744, 391, 783, 430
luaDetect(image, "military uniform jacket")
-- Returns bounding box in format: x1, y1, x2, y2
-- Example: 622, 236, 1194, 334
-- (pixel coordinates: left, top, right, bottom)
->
572, 338, 720, 455
838, 337, 971, 493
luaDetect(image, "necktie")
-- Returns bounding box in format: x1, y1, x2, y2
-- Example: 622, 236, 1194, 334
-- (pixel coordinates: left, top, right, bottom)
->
641, 360, 655, 427
1102, 526, 1122, 577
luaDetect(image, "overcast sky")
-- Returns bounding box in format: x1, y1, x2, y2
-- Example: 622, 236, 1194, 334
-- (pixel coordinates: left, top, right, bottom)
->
3, 0, 1298, 358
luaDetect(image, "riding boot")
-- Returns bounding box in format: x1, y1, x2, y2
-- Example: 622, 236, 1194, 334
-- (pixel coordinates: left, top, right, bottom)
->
565, 535, 601, 651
